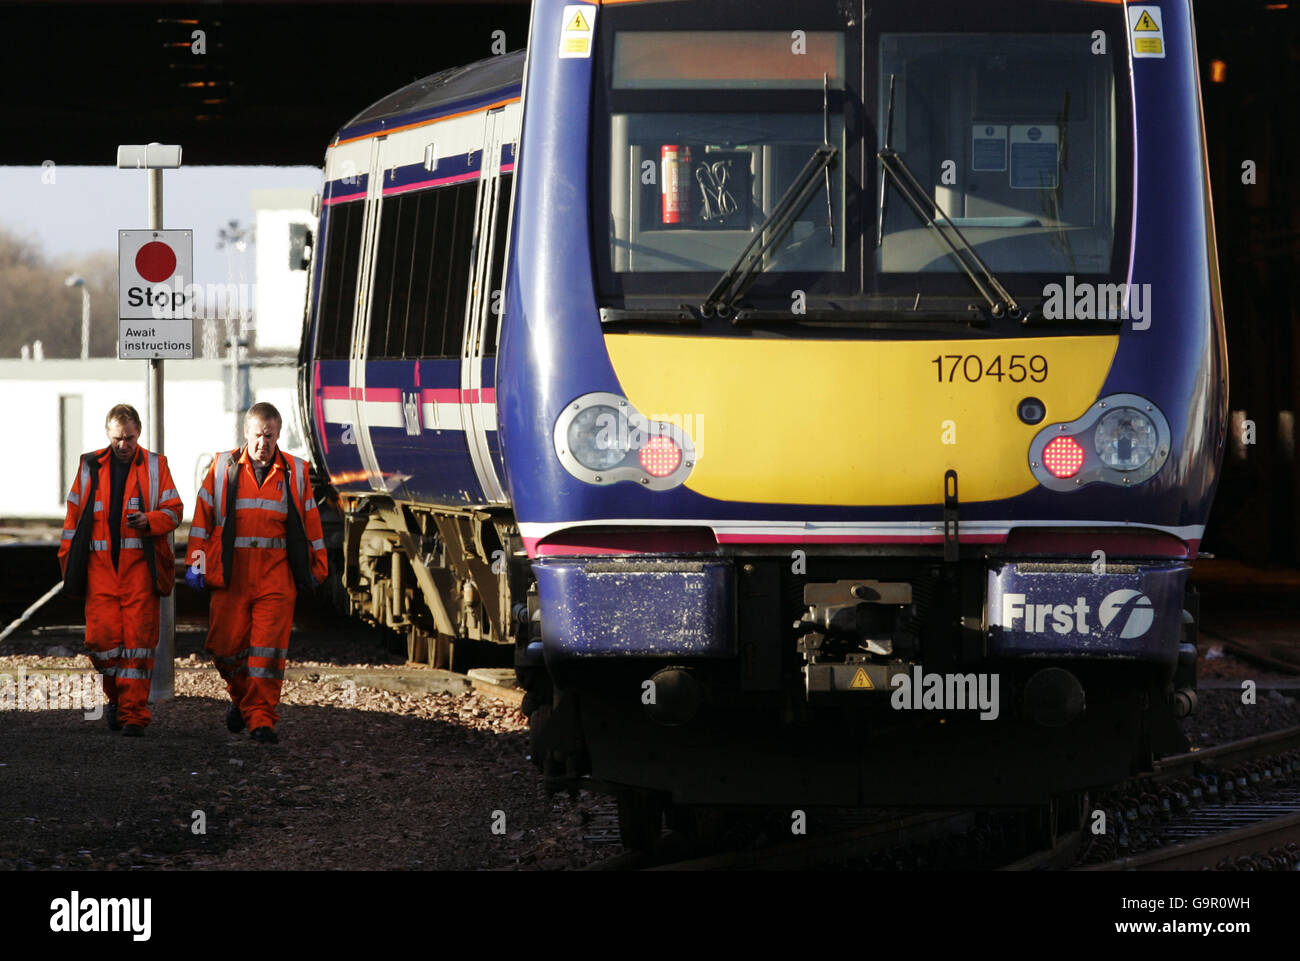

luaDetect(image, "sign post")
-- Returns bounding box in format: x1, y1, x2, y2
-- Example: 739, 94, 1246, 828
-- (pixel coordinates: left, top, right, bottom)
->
117, 142, 184, 702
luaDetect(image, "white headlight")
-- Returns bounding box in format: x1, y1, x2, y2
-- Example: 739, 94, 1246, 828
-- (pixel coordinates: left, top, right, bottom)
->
567, 405, 626, 470
1094, 408, 1158, 471
554, 392, 697, 490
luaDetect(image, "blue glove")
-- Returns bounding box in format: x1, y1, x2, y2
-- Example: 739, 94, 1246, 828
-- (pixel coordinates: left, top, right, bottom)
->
185, 568, 205, 592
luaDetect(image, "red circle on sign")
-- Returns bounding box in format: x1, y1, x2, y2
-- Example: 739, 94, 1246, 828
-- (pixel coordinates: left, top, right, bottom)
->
135, 242, 177, 283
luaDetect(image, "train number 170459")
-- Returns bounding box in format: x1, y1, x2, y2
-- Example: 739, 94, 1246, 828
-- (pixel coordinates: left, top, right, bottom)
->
931, 354, 1048, 383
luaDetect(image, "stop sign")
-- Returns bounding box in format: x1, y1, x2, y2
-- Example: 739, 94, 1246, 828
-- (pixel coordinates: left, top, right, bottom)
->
119, 230, 193, 319
118, 229, 194, 358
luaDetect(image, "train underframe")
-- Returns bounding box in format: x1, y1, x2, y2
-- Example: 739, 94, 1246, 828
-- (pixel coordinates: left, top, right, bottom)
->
528, 551, 1197, 826
320, 491, 528, 671
318, 489, 1198, 839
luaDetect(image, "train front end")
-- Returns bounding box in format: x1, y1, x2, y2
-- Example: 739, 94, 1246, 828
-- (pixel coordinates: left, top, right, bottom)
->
501, 0, 1227, 810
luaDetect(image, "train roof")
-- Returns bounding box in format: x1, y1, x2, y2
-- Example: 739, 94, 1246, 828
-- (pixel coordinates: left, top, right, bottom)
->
336, 50, 525, 143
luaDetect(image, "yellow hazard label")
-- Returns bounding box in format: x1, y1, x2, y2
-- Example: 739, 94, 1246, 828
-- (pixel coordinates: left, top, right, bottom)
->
558, 4, 596, 60
850, 667, 873, 690
1128, 6, 1165, 60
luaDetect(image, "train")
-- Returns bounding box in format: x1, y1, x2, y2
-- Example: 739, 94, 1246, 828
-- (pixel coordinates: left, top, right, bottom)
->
297, 0, 1227, 847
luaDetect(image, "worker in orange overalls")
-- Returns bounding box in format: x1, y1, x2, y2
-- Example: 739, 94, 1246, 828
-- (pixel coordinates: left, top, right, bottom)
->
185, 401, 327, 743
58, 403, 183, 736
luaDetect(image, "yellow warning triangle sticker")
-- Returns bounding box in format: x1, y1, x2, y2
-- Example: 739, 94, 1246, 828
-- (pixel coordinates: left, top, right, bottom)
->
850, 667, 873, 690
1134, 11, 1159, 31
567, 10, 590, 32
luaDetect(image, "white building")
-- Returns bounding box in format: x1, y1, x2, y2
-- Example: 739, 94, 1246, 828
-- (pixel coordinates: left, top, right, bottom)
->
0, 186, 320, 523
249, 188, 317, 355
0, 358, 308, 522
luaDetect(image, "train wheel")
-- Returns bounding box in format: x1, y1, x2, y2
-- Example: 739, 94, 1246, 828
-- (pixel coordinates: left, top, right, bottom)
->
616, 789, 666, 851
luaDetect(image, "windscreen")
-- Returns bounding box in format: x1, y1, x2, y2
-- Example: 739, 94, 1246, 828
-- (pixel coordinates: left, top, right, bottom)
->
877, 33, 1118, 276
591, 0, 1134, 316
607, 31, 845, 276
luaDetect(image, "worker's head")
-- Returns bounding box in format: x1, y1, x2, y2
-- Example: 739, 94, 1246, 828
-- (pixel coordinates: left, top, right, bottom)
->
105, 404, 142, 464
244, 402, 282, 466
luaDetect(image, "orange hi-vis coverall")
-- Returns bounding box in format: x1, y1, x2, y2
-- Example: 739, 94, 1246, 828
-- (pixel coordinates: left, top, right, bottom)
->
186, 447, 327, 731
58, 447, 183, 728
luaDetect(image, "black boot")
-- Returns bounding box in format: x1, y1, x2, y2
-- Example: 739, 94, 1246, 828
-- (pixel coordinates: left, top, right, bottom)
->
225, 704, 245, 733
122, 725, 144, 737
250, 726, 278, 744
105, 703, 122, 731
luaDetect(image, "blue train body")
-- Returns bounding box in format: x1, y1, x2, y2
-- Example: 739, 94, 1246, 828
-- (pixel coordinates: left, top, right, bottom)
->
300, 0, 1227, 816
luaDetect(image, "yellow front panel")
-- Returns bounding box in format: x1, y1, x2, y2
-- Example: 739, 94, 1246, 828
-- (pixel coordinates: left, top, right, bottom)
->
604, 333, 1119, 505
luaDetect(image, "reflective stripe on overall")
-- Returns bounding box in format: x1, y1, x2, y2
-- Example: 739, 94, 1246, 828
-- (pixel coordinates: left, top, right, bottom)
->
206, 451, 296, 730
60, 447, 183, 728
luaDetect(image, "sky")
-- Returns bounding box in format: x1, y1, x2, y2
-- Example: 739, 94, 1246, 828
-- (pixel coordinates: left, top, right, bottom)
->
0, 165, 323, 286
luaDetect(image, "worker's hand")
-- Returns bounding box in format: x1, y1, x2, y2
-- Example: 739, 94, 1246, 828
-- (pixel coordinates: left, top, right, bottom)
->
126, 511, 149, 530
185, 568, 205, 592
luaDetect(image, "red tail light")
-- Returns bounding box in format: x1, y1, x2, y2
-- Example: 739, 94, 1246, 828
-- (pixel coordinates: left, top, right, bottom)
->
640, 435, 682, 477
1043, 436, 1085, 478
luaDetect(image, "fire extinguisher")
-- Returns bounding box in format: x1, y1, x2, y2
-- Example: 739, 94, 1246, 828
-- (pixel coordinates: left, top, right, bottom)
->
661, 144, 692, 225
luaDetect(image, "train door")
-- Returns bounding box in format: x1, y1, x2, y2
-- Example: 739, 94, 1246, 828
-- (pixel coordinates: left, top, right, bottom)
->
461, 106, 511, 504
348, 135, 390, 494
350, 119, 502, 507
310, 146, 369, 494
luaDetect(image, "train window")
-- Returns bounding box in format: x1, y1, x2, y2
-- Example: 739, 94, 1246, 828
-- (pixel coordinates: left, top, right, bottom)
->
368, 190, 422, 359
593, 0, 1133, 314
367, 195, 402, 359
415, 188, 455, 358
356, 181, 483, 361
876, 34, 1117, 276
607, 112, 846, 274
402, 188, 439, 359
315, 201, 363, 360
427, 183, 477, 358
594, 28, 852, 302
347, 182, 479, 360
480, 172, 513, 359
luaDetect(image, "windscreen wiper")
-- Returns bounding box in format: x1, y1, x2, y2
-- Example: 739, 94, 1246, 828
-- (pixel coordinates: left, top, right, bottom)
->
823, 71, 835, 250
877, 74, 1020, 319
702, 141, 837, 316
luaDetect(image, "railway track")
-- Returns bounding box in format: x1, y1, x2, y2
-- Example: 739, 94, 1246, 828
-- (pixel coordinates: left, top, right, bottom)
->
1004, 724, 1300, 871
643, 811, 979, 871
583, 807, 1054, 871
584, 811, 973, 871
1077, 807, 1300, 870
581, 727, 1300, 872
1200, 626, 1300, 675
